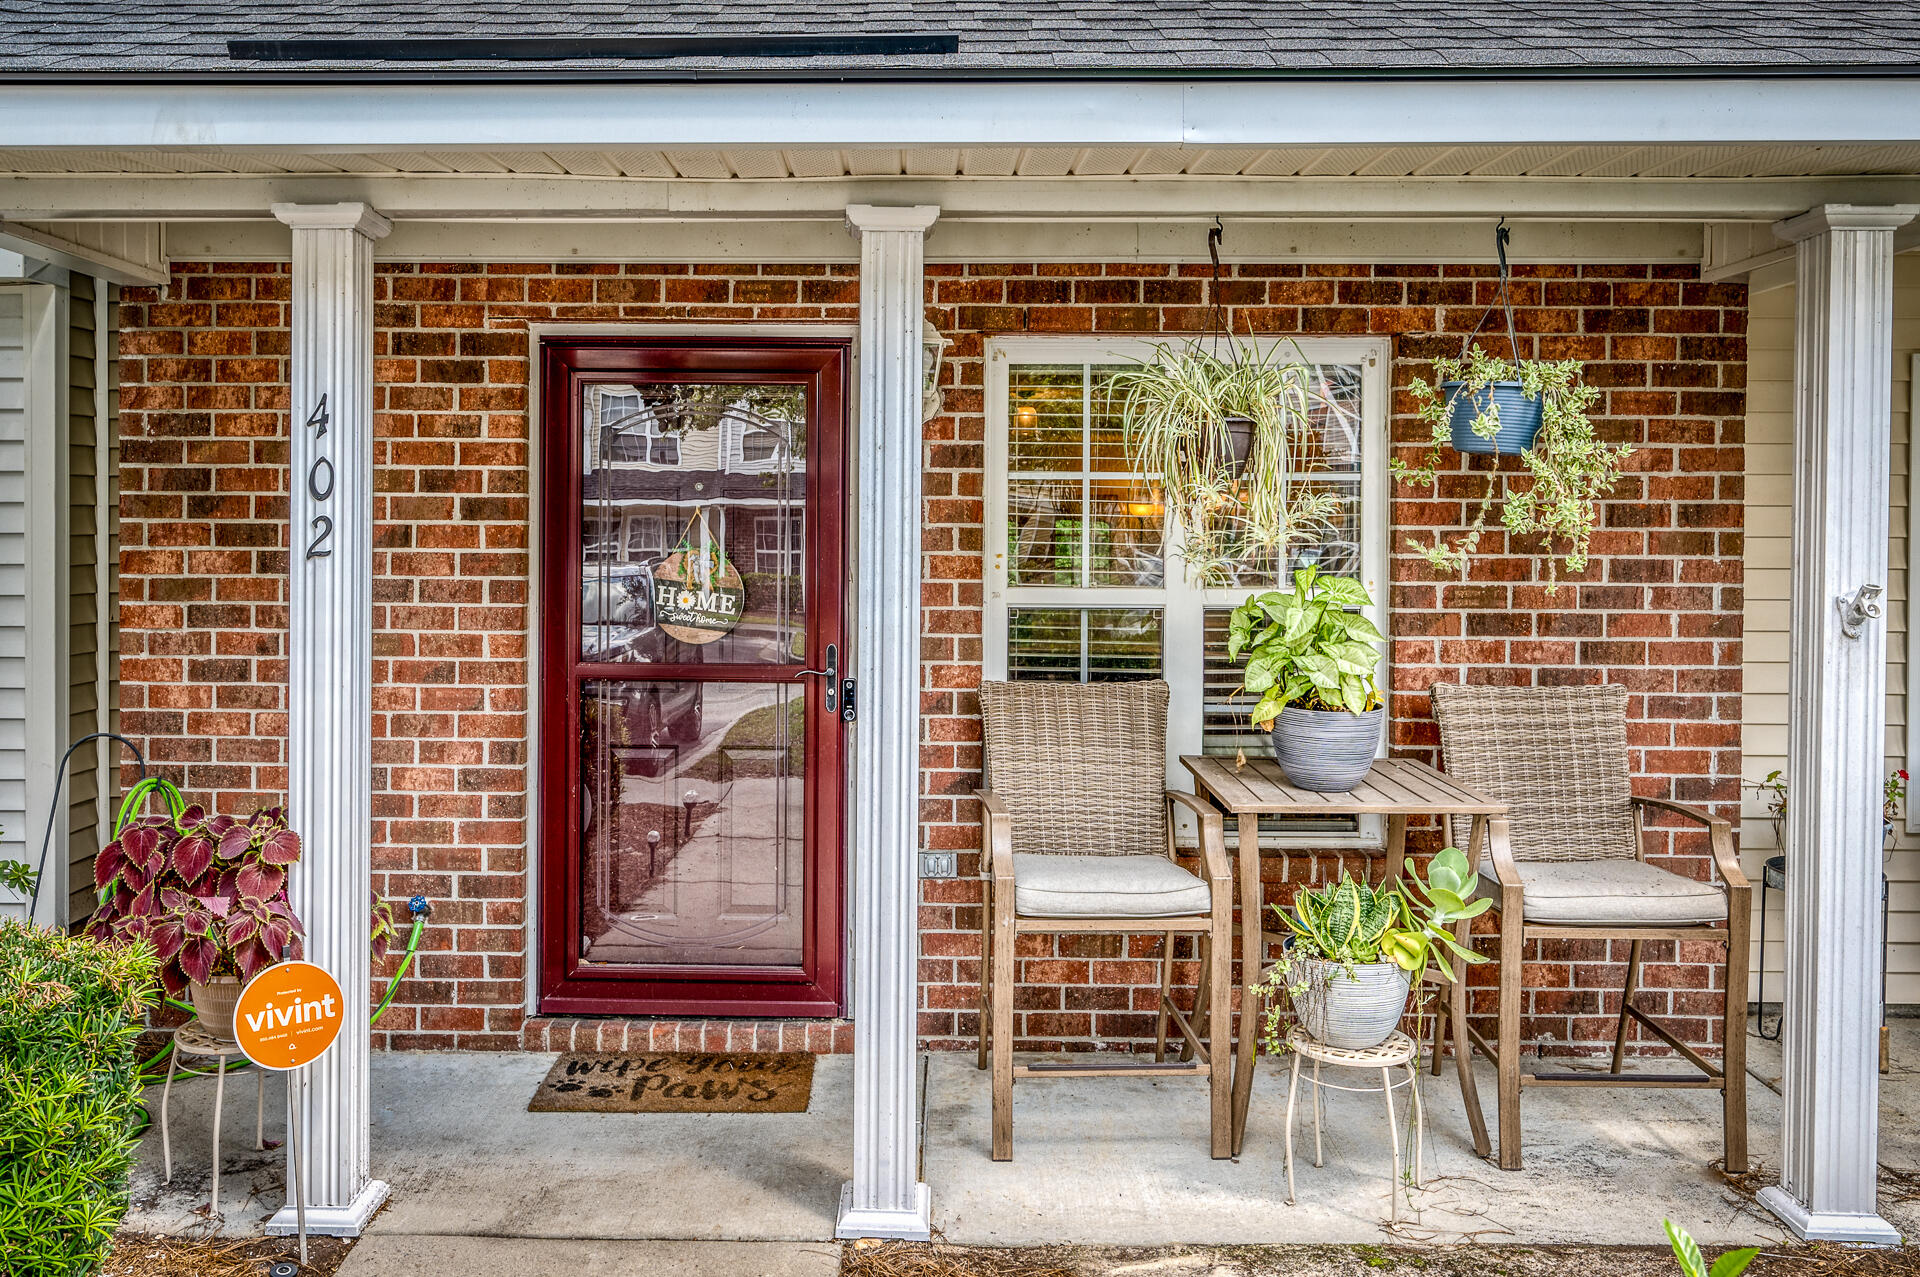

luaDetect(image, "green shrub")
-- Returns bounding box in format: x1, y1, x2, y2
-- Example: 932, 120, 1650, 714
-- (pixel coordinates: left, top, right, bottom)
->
0, 920, 157, 1277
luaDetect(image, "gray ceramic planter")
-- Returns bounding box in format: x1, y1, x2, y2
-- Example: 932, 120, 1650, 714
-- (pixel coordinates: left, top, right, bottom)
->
1288, 957, 1413, 1050
1270, 704, 1383, 792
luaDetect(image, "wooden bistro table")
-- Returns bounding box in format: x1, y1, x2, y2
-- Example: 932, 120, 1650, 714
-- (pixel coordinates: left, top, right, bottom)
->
1178, 754, 1508, 1158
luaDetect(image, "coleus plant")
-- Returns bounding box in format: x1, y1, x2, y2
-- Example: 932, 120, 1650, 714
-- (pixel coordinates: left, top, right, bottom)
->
84, 776, 305, 997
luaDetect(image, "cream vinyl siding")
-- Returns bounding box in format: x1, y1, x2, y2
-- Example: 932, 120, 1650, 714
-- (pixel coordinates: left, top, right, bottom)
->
0, 272, 118, 925
64, 273, 107, 923
1742, 258, 1920, 1005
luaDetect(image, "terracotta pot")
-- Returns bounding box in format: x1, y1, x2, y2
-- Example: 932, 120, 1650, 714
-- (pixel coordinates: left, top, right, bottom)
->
189, 976, 243, 1042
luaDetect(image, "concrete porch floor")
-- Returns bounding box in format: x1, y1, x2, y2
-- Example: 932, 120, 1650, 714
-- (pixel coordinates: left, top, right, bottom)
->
123, 1024, 1920, 1255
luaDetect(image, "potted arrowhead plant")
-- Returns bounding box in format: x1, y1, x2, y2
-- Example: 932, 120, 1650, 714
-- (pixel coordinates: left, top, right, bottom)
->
84, 778, 305, 1042
1227, 565, 1386, 792
1258, 847, 1489, 1051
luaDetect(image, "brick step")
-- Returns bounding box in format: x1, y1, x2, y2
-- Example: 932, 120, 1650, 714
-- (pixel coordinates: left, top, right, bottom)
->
522, 1016, 854, 1054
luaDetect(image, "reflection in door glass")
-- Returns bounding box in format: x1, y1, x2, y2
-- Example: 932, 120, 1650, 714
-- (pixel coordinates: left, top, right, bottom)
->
581, 381, 808, 666
580, 679, 806, 969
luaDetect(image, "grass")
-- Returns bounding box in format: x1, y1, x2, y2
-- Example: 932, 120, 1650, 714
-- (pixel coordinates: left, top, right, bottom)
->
679, 698, 806, 782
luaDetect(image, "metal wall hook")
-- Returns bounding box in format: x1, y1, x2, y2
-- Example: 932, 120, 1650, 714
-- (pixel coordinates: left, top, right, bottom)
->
1838, 583, 1885, 639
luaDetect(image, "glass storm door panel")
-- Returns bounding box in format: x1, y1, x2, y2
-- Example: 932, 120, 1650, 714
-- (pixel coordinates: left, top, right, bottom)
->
539, 341, 847, 1017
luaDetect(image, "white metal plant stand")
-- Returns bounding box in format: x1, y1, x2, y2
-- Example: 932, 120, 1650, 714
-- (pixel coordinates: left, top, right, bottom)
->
159, 1021, 265, 1219
1283, 1029, 1424, 1224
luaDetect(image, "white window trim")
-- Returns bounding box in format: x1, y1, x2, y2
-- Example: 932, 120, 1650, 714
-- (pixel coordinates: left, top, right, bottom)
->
983, 334, 1391, 848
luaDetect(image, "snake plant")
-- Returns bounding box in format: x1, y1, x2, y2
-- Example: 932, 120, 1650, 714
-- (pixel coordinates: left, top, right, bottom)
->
1282, 873, 1401, 964
1275, 847, 1490, 982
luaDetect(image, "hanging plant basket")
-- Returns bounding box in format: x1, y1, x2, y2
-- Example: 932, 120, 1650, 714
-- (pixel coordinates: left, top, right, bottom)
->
1440, 219, 1542, 457
1390, 219, 1634, 592
1440, 380, 1544, 456
1208, 414, 1258, 475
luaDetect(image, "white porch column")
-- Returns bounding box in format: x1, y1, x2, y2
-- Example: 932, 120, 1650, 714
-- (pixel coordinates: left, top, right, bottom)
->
837, 202, 938, 1242
266, 201, 391, 1237
1759, 203, 1914, 1245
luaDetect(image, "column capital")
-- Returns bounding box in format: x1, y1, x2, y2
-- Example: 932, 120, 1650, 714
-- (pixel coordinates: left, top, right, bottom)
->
845, 204, 940, 236
271, 201, 393, 240
1773, 203, 1916, 243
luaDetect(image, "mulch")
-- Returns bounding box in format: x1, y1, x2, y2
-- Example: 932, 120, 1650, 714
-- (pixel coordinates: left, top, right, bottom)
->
103, 1232, 355, 1277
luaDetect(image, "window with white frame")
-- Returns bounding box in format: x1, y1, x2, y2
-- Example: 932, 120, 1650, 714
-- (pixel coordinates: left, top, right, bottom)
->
983, 336, 1390, 844
754, 512, 806, 577
624, 514, 666, 563
595, 388, 681, 467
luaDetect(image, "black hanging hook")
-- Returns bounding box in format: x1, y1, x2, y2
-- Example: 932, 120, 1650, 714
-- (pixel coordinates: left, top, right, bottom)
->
1457, 216, 1522, 364
1206, 216, 1227, 351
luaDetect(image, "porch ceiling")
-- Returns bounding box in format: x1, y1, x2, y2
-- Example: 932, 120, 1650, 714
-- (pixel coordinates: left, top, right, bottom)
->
6, 142, 1920, 181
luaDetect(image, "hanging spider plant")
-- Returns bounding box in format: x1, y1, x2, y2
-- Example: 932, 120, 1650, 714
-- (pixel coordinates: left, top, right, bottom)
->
1106, 338, 1341, 585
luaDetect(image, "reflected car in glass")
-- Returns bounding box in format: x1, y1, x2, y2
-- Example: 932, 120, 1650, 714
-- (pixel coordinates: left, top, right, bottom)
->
581, 562, 704, 747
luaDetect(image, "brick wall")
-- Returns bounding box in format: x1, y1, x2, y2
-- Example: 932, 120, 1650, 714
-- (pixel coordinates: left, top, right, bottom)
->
116, 259, 1744, 1056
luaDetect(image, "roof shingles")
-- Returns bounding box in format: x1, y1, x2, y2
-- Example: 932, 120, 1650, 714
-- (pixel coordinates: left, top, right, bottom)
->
1, 0, 1917, 73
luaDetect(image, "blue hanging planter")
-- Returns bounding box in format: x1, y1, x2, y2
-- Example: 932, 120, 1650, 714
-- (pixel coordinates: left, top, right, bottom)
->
1441, 380, 1544, 456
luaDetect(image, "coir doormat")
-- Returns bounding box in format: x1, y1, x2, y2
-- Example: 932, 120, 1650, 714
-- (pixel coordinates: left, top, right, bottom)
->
528, 1050, 815, 1114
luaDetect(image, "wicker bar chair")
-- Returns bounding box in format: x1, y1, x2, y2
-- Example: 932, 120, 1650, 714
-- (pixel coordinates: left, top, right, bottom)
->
1428, 682, 1751, 1172
975, 678, 1234, 1161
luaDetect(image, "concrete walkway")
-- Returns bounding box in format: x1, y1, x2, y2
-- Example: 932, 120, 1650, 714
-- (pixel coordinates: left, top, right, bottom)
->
121, 1025, 1920, 1271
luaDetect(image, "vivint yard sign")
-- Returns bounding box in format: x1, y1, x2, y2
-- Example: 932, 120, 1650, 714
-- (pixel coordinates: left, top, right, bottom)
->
235, 960, 346, 1267
235, 960, 345, 1071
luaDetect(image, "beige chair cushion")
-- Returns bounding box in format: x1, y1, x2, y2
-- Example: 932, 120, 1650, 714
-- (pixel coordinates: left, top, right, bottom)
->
1011, 853, 1213, 919
1478, 859, 1727, 926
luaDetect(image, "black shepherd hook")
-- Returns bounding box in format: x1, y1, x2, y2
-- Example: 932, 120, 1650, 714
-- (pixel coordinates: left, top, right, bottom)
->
1494, 215, 1511, 281
25, 732, 148, 920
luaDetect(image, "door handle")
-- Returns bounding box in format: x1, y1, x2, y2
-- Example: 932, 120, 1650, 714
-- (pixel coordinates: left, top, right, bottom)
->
793, 643, 838, 715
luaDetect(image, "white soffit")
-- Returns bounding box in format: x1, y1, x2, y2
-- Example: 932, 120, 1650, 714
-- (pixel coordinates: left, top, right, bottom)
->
4, 142, 1920, 181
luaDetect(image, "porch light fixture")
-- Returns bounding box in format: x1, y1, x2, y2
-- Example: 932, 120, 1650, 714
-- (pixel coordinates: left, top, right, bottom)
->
922, 324, 950, 423
1126, 485, 1166, 520
1013, 396, 1040, 435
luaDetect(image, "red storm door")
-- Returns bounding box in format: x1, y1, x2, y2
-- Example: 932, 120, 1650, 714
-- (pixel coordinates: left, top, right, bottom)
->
538, 339, 848, 1017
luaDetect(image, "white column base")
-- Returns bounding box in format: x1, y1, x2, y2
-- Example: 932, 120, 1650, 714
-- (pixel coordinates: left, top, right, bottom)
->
1759, 1185, 1902, 1245
835, 1181, 932, 1241
265, 1178, 390, 1238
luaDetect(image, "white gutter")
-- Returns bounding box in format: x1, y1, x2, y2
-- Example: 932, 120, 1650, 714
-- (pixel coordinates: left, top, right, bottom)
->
3, 77, 1920, 150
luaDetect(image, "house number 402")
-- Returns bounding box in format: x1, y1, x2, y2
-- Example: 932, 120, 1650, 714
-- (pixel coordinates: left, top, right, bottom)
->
303, 394, 334, 560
